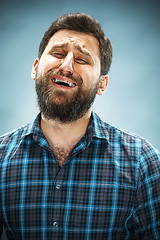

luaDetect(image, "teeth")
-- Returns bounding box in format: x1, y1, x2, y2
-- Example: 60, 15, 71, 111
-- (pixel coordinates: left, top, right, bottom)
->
53, 79, 75, 87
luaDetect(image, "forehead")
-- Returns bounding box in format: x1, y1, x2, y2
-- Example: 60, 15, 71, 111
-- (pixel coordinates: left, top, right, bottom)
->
44, 29, 100, 57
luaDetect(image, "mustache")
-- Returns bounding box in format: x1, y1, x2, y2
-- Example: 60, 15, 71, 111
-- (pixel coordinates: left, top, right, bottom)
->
45, 69, 83, 86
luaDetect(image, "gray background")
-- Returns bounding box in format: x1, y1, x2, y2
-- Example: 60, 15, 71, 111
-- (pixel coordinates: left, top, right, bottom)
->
0, 0, 159, 151
0, 0, 160, 149
0, 0, 160, 238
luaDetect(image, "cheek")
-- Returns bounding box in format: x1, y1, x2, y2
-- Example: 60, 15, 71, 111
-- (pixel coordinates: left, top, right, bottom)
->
38, 57, 61, 76
78, 58, 101, 86
80, 66, 99, 88
77, 67, 90, 87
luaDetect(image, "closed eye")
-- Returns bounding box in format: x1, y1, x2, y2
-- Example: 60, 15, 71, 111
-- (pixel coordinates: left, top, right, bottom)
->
52, 52, 65, 58
75, 58, 89, 64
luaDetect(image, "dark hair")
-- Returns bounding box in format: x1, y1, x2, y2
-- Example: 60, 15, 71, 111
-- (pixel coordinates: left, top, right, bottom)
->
38, 12, 112, 75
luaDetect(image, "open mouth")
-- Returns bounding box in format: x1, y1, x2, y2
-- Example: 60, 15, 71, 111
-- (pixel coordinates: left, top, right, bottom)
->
52, 78, 76, 88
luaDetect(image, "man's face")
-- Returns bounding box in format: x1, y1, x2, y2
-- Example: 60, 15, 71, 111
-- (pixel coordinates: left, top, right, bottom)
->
33, 29, 106, 123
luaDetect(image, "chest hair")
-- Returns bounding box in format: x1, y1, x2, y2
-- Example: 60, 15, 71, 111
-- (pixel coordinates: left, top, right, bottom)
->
51, 145, 71, 167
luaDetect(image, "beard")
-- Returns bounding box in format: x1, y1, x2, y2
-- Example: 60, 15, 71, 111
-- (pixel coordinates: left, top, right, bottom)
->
35, 68, 100, 123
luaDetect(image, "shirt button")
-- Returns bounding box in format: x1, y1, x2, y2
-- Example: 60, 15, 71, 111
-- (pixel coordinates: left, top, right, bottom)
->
53, 221, 58, 227
55, 184, 61, 189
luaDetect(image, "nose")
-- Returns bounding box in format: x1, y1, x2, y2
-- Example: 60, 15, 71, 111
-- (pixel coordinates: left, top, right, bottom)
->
58, 52, 74, 74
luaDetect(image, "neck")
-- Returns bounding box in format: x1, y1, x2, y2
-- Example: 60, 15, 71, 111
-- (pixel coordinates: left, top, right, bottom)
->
40, 109, 92, 151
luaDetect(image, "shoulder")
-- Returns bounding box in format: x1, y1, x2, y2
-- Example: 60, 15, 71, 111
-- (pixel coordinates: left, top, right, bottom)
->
0, 114, 41, 151
99, 115, 160, 191
0, 124, 29, 162
93, 112, 143, 147
93, 112, 160, 161
110, 122, 159, 161
0, 124, 29, 144
0, 114, 42, 164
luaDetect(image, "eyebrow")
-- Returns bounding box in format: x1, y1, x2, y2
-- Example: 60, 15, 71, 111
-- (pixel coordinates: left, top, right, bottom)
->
51, 43, 92, 58
75, 44, 91, 58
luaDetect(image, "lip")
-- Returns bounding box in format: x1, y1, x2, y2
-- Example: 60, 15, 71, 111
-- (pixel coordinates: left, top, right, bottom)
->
52, 75, 77, 85
51, 75, 78, 90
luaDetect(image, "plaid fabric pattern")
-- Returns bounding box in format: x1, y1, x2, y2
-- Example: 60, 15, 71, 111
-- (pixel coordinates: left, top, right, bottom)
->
0, 112, 160, 240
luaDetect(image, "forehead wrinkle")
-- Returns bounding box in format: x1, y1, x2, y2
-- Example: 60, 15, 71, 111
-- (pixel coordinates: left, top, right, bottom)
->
51, 40, 92, 59
67, 36, 88, 53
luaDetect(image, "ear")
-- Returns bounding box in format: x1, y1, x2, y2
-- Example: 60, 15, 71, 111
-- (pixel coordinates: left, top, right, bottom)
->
97, 75, 109, 95
31, 58, 39, 80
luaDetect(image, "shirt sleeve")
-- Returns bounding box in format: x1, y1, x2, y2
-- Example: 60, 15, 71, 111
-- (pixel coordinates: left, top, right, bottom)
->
133, 140, 160, 239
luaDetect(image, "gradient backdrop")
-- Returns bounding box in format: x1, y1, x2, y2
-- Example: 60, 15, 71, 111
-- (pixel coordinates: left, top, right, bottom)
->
0, 0, 160, 151
0, 0, 160, 238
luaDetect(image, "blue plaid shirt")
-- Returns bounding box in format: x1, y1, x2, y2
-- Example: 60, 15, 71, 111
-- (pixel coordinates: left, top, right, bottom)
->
0, 112, 160, 240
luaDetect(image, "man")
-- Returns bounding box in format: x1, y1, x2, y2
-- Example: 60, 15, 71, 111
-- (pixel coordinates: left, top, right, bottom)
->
0, 12, 160, 240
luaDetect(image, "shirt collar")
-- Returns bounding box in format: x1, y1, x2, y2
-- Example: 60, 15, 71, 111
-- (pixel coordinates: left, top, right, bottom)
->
22, 112, 110, 143
21, 113, 42, 139
89, 112, 110, 141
